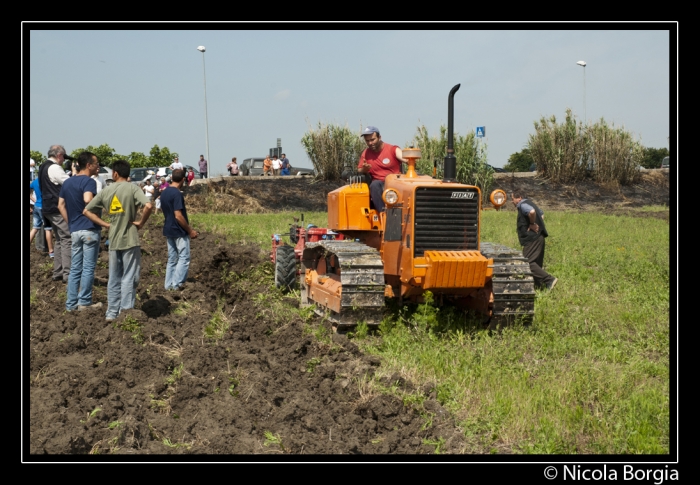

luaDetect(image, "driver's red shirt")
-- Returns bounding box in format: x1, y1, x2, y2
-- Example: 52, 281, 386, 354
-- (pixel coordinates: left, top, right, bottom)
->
357, 143, 401, 182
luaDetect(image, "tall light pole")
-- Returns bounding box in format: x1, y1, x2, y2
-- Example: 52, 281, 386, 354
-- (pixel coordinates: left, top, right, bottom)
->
576, 60, 586, 125
197, 46, 210, 179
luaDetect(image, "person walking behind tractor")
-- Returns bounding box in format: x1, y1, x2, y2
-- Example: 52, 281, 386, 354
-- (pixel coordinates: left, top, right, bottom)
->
58, 151, 103, 312
357, 126, 406, 212
198, 155, 208, 179
38, 145, 72, 282
83, 160, 153, 321
511, 192, 557, 290
29, 176, 54, 256
160, 169, 198, 291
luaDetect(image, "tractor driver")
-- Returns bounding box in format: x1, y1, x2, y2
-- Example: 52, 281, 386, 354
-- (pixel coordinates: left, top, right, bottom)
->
357, 126, 406, 212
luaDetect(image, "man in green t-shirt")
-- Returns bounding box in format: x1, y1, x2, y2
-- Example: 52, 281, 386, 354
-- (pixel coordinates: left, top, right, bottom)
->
84, 160, 153, 321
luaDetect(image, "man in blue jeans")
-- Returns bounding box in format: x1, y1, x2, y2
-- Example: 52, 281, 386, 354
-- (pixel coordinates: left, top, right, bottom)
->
160, 169, 198, 290
58, 151, 103, 311
83, 160, 152, 321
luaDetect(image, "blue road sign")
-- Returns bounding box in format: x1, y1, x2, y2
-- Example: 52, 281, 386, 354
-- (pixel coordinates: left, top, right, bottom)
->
476, 126, 485, 138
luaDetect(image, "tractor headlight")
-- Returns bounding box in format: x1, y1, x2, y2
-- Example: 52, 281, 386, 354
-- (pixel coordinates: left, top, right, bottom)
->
382, 189, 399, 206
489, 189, 507, 208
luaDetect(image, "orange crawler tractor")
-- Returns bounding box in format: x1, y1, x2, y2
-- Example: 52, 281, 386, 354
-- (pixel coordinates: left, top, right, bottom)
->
271, 84, 535, 330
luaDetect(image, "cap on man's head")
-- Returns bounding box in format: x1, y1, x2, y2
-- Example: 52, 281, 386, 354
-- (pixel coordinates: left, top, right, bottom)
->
360, 126, 380, 137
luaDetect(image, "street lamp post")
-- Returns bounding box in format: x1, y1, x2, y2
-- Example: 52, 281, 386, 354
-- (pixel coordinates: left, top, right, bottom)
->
197, 46, 210, 179
576, 60, 586, 125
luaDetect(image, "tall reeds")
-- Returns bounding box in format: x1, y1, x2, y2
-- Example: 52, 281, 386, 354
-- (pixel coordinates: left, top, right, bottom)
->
300, 122, 365, 181
529, 109, 643, 185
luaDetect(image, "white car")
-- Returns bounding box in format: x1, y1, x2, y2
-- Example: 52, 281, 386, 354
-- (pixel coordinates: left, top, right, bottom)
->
156, 166, 172, 180
98, 165, 114, 186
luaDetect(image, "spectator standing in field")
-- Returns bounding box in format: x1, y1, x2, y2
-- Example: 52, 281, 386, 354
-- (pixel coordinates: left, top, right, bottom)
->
160, 169, 198, 290
170, 157, 183, 171
160, 177, 170, 190
83, 160, 153, 321
271, 155, 282, 176
187, 168, 195, 185
227, 157, 239, 176
30, 158, 36, 181
143, 178, 154, 202
198, 155, 208, 179
280, 154, 291, 176
29, 177, 54, 256
511, 192, 557, 290
152, 180, 161, 215
38, 145, 72, 282
263, 155, 272, 176
57, 151, 103, 311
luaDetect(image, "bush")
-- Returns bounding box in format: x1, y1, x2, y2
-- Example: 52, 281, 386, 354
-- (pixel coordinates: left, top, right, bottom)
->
528, 108, 643, 185
300, 122, 365, 182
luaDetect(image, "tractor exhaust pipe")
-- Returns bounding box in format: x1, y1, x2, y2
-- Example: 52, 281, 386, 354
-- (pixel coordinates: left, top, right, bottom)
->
443, 83, 461, 183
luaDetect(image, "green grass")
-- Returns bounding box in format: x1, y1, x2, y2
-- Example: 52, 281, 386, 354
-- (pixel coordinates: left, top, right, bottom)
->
202, 210, 670, 454
190, 211, 327, 253
203, 299, 230, 341
114, 315, 144, 345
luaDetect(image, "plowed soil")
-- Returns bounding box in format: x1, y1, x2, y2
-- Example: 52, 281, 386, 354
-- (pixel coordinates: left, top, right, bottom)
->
26, 171, 670, 458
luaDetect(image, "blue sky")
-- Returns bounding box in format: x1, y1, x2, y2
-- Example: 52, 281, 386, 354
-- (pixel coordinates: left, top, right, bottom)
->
26, 25, 674, 176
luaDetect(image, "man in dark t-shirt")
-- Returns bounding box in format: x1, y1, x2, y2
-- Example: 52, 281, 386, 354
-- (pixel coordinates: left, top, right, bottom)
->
160, 169, 198, 290
58, 151, 103, 311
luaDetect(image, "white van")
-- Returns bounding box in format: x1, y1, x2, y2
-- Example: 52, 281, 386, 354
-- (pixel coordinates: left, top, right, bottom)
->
661, 156, 669, 169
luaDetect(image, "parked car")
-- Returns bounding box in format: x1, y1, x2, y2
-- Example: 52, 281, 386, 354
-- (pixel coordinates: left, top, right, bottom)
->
661, 156, 669, 169
183, 165, 201, 179
129, 167, 157, 185
98, 165, 113, 187
239, 158, 267, 176
486, 164, 506, 173
291, 166, 315, 176
156, 166, 172, 179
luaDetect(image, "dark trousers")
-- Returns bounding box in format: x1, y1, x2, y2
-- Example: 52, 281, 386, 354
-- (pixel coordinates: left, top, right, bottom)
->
369, 179, 385, 212
200, 172, 207, 179
522, 235, 555, 289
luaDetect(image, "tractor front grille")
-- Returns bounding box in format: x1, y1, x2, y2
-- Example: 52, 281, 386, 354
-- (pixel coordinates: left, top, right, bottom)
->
413, 187, 480, 257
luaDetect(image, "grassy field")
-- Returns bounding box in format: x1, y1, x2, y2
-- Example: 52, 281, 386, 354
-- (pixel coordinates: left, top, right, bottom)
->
192, 208, 671, 454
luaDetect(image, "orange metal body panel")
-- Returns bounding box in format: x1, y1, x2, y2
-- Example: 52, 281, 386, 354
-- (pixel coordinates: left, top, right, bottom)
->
304, 269, 343, 313
328, 183, 380, 231
423, 250, 491, 289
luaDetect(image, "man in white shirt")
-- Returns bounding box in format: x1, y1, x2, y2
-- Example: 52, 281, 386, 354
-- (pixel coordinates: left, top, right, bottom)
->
271, 155, 282, 176
170, 157, 183, 171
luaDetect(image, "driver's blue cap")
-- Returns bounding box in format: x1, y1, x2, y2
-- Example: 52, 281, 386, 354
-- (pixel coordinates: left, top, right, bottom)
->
360, 126, 380, 137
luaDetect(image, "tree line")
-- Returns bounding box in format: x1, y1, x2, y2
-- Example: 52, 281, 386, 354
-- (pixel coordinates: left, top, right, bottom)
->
30, 144, 178, 170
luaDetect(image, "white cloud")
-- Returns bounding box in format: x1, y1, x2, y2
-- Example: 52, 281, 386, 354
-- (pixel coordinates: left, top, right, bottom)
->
274, 89, 291, 101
